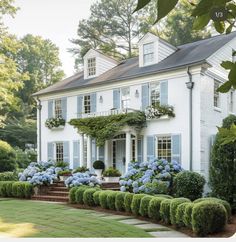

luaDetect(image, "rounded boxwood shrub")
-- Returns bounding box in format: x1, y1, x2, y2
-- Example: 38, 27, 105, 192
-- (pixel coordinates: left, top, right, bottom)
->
115, 192, 126, 211
148, 197, 166, 221
93, 190, 102, 206
183, 203, 194, 228
0, 181, 14, 197
173, 171, 206, 201
176, 202, 191, 227
69, 187, 79, 204
139, 195, 153, 217
192, 201, 227, 236
93, 160, 105, 170
170, 198, 190, 225
99, 190, 112, 209
107, 191, 119, 210
83, 188, 100, 206
131, 194, 146, 216
154, 194, 173, 199
124, 193, 134, 212
24, 182, 33, 198
160, 199, 172, 224
0, 140, 16, 172
75, 186, 88, 204
193, 197, 231, 221
12, 182, 32, 198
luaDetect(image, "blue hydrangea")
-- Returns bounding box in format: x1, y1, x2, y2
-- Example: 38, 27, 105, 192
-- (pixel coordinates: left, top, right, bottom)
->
120, 186, 126, 192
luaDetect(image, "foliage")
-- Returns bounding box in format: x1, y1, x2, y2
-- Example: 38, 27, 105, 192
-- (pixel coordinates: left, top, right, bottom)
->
154, 194, 173, 199
107, 191, 119, 210
0, 172, 17, 181
75, 186, 89, 204
173, 171, 206, 201
83, 188, 101, 206
93, 190, 102, 206
131, 194, 146, 215
209, 115, 236, 209
160, 199, 172, 224
183, 203, 194, 229
192, 201, 227, 236
99, 190, 112, 209
119, 159, 182, 194
0, 140, 16, 172
93, 160, 105, 170
45, 117, 65, 129
73, 166, 89, 173
69, 186, 79, 204
148, 197, 166, 221
124, 193, 134, 212
69, 111, 146, 147
176, 202, 191, 227
15, 147, 37, 169
115, 192, 126, 212
55, 160, 68, 168
57, 170, 71, 176
103, 167, 121, 177
11, 181, 33, 198
0, 181, 15, 197
139, 195, 153, 217
145, 104, 175, 119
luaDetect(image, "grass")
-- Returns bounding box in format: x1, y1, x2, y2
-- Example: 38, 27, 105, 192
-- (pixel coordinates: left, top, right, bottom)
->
0, 199, 152, 238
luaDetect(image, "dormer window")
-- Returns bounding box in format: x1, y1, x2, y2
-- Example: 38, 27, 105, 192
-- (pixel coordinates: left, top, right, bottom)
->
88, 57, 96, 77
143, 42, 154, 66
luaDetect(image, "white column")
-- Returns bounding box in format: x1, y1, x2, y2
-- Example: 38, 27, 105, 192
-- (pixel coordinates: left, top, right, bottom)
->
143, 135, 147, 162
96, 146, 99, 161
104, 140, 109, 169
135, 135, 138, 161
80, 133, 85, 167
87, 135, 92, 170
125, 132, 132, 172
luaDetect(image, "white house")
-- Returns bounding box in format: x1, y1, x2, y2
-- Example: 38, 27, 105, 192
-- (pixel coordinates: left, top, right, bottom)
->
33, 32, 236, 179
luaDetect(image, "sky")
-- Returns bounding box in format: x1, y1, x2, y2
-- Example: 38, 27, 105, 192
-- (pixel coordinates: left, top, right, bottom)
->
4, 0, 97, 77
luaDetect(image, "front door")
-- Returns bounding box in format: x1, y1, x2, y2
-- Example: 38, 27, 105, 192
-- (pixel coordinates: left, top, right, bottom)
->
115, 140, 126, 175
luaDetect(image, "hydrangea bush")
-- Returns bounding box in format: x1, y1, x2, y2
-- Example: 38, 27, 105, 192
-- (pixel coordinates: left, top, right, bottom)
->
119, 159, 182, 194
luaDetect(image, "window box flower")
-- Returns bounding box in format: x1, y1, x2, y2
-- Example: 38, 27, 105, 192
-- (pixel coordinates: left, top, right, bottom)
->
45, 117, 66, 130
103, 167, 121, 182
145, 104, 175, 120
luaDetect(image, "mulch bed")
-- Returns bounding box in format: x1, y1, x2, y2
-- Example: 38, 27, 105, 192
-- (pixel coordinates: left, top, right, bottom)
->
68, 203, 236, 238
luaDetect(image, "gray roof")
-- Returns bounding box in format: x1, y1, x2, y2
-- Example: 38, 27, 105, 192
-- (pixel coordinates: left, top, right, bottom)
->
34, 32, 236, 97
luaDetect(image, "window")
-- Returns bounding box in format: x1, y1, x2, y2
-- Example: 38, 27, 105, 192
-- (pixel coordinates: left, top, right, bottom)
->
87, 57, 96, 76
150, 82, 160, 106
56, 142, 63, 162
214, 80, 220, 108
121, 87, 130, 109
232, 49, 236, 63
54, 99, 62, 118
84, 95, 91, 114
157, 136, 172, 162
143, 42, 154, 65
230, 90, 234, 112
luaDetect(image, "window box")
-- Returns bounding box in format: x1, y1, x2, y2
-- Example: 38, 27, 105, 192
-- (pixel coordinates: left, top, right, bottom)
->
51, 125, 65, 130
145, 104, 175, 120
45, 117, 66, 130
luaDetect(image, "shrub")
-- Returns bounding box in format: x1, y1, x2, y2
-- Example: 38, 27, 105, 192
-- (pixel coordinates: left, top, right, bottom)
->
139, 195, 153, 217
83, 188, 100, 206
0, 140, 16, 172
11, 182, 33, 198
99, 190, 112, 209
155, 194, 173, 199
24, 182, 33, 198
93, 160, 105, 170
194, 197, 231, 221
75, 186, 89, 204
176, 202, 191, 227
93, 190, 102, 206
115, 192, 126, 211
103, 167, 121, 177
124, 193, 134, 212
183, 203, 194, 228
73, 166, 89, 173
0, 181, 14, 197
145, 181, 169, 195
148, 197, 166, 221
0, 172, 17, 181
173, 171, 205, 201
192, 201, 227, 236
170, 198, 191, 225
131, 194, 146, 215
160, 199, 172, 224
55, 160, 69, 168
69, 187, 79, 204
107, 191, 119, 210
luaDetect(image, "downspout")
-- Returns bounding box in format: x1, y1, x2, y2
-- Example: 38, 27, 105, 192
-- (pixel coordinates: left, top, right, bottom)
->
36, 97, 42, 162
186, 67, 194, 171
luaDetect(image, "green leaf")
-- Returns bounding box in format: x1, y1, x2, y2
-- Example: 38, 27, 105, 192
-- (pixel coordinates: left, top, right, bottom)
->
214, 21, 225, 33
228, 63, 236, 84
226, 23, 233, 34
155, 0, 179, 23
192, 0, 214, 17
221, 60, 234, 69
217, 81, 233, 93
193, 14, 210, 30
133, 0, 151, 13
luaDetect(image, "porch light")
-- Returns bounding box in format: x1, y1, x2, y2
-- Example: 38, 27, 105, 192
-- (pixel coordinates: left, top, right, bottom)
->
135, 89, 139, 98
99, 95, 103, 103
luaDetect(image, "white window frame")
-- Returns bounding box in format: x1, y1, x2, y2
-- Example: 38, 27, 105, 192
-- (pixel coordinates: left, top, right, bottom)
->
214, 80, 221, 109
150, 82, 160, 106
83, 95, 91, 114
121, 87, 130, 109
55, 142, 64, 162
54, 99, 62, 118
155, 135, 172, 162
229, 90, 234, 113
143, 42, 154, 66
87, 57, 96, 77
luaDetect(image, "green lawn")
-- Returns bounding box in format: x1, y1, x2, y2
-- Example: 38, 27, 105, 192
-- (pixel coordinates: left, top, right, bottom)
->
0, 199, 152, 238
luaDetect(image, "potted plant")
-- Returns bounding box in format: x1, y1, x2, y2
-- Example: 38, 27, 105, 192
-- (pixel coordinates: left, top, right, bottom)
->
72, 166, 89, 174
93, 160, 105, 179
58, 170, 72, 181
103, 167, 121, 182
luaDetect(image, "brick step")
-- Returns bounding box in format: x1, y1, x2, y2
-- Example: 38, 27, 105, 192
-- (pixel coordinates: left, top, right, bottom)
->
32, 195, 69, 203
48, 191, 69, 197
49, 186, 69, 192
101, 182, 120, 189
50, 182, 66, 188
102, 187, 120, 191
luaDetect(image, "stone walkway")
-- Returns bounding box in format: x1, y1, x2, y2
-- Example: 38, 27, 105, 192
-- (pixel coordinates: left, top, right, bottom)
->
90, 211, 190, 238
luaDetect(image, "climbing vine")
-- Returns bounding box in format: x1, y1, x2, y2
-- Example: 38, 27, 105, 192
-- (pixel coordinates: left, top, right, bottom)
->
69, 111, 146, 147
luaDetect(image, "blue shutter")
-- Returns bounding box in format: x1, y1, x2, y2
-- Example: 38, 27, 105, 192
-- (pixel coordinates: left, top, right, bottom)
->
142, 84, 149, 111
138, 139, 143, 163
61, 97, 67, 120
147, 136, 155, 162
172, 134, 181, 163
48, 100, 53, 118
91, 93, 97, 113
73, 141, 80, 168
47, 142, 54, 161
113, 89, 120, 109
160, 81, 168, 105
63, 141, 70, 163
92, 139, 97, 162
98, 146, 104, 161
77, 95, 83, 118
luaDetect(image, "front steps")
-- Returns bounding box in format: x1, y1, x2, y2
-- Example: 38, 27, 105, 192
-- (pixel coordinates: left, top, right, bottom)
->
101, 182, 120, 191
